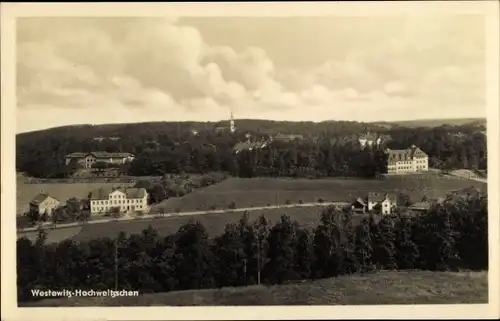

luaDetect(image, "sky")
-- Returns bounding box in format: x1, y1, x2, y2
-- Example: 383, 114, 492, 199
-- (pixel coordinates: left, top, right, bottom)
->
16, 15, 486, 133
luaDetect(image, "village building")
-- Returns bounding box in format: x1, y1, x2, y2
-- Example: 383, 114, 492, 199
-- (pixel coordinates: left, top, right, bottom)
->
358, 132, 381, 148
351, 192, 397, 215
29, 193, 60, 216
386, 145, 429, 174
408, 201, 432, 213
233, 140, 269, 154
272, 133, 304, 142
64, 152, 135, 169
89, 187, 149, 215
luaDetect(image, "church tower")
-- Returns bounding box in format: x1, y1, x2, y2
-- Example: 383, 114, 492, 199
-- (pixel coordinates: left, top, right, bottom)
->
230, 111, 236, 133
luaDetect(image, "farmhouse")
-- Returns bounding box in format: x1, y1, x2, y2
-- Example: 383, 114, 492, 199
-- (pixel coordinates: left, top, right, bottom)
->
29, 193, 60, 216
351, 192, 397, 215
368, 192, 397, 214
64, 152, 135, 169
386, 145, 429, 174
89, 187, 149, 215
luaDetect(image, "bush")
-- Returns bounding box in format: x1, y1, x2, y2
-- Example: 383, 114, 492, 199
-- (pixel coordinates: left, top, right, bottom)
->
228, 201, 236, 210
285, 199, 291, 205
298, 200, 303, 204
317, 198, 324, 203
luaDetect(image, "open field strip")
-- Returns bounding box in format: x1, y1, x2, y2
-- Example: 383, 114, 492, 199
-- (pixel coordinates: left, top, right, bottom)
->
17, 201, 346, 243
22, 270, 488, 306
152, 175, 487, 213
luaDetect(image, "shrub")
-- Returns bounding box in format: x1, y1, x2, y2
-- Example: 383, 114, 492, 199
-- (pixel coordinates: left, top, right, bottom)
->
298, 200, 303, 204
285, 199, 291, 205
317, 198, 324, 203
228, 201, 236, 210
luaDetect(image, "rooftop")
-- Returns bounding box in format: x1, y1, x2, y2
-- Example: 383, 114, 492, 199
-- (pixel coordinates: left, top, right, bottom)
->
30, 193, 59, 205
89, 187, 147, 200
65, 152, 135, 159
387, 145, 427, 162
367, 192, 397, 203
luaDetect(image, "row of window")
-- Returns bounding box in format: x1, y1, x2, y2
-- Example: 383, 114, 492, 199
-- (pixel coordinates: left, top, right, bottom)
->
92, 199, 143, 205
92, 205, 143, 212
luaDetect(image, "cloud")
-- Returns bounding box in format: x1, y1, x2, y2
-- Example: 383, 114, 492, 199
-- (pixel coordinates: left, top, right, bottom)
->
16, 16, 486, 132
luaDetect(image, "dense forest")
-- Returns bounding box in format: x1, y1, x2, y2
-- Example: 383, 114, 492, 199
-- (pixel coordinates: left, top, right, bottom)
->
16, 119, 487, 178
17, 193, 487, 302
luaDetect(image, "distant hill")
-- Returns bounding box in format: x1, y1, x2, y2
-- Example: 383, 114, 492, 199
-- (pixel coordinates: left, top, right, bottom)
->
372, 118, 486, 129
17, 119, 389, 140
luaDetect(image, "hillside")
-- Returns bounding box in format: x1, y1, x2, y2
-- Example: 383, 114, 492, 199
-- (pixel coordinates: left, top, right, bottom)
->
373, 118, 486, 129
15, 117, 487, 179
21, 270, 487, 306
17, 119, 386, 137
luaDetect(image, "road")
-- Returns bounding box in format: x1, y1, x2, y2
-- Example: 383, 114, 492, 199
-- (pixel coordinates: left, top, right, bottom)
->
17, 201, 349, 234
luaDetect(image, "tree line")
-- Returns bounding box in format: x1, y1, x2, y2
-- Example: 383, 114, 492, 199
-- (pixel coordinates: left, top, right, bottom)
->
17, 193, 488, 302
16, 120, 486, 178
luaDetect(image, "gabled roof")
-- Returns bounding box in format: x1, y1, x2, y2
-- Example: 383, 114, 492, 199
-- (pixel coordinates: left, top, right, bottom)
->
387, 145, 428, 162
30, 193, 59, 205
355, 197, 366, 206
233, 141, 268, 153
65, 152, 134, 159
368, 192, 397, 203
409, 201, 431, 211
89, 187, 147, 200
359, 132, 379, 141
65, 152, 88, 158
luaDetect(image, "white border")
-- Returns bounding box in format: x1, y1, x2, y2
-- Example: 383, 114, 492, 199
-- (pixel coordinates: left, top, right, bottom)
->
1, 2, 499, 320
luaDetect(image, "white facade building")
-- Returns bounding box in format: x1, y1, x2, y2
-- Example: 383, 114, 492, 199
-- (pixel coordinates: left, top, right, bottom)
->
65, 152, 135, 169
367, 192, 397, 215
386, 145, 429, 174
89, 187, 149, 215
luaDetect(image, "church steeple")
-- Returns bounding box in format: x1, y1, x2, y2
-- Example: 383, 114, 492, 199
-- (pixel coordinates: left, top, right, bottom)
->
229, 110, 236, 133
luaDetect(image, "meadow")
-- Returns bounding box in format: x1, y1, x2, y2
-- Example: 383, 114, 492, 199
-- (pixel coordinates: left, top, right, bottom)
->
17, 172, 486, 244
18, 205, 336, 244
16, 181, 135, 215
22, 270, 487, 306
151, 173, 487, 213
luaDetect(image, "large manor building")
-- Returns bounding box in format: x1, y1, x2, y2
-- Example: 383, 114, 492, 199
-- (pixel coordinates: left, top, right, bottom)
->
89, 187, 149, 215
386, 145, 429, 174
65, 152, 135, 169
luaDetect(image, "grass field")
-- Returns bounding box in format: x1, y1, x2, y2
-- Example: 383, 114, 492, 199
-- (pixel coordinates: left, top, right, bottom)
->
16, 181, 135, 215
17, 172, 486, 244
152, 173, 487, 213
22, 270, 487, 306
18, 205, 338, 244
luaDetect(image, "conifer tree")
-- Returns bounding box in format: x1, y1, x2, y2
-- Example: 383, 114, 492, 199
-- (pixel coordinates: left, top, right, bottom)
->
173, 221, 215, 290
394, 216, 419, 269
213, 223, 247, 287
377, 215, 398, 270
313, 207, 344, 278
295, 228, 315, 279
355, 218, 373, 273
263, 215, 299, 284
